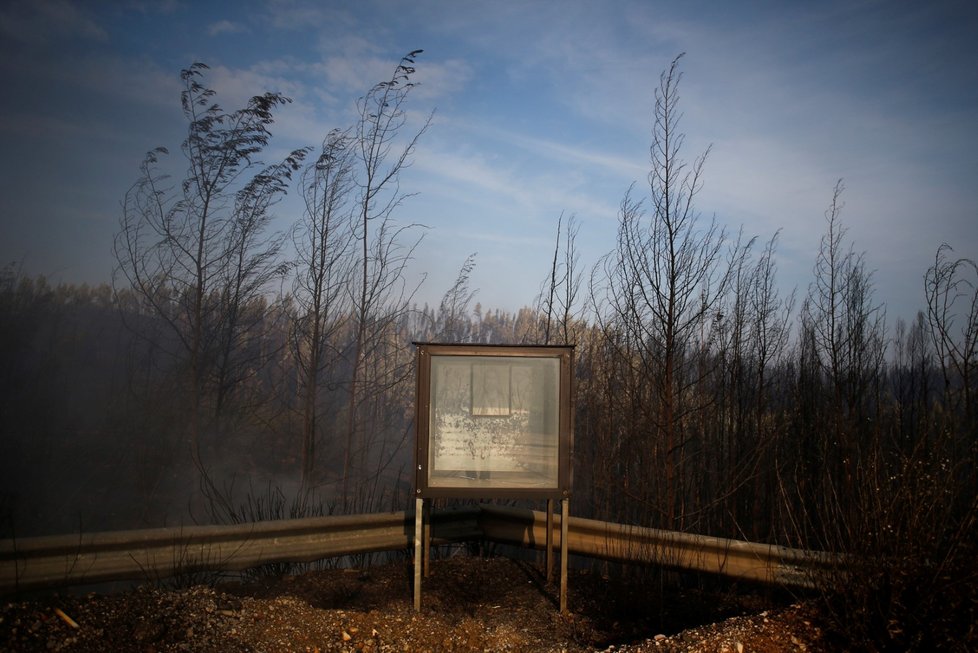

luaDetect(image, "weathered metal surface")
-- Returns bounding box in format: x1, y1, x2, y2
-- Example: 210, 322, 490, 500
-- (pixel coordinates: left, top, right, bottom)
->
559, 498, 569, 614
478, 505, 836, 588
413, 498, 424, 612
1, 504, 836, 594
0, 509, 480, 594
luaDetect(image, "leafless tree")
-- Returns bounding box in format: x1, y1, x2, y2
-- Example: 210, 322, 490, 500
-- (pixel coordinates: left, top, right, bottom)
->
804, 180, 886, 415
708, 231, 794, 537
800, 179, 885, 512
538, 213, 583, 345
291, 128, 357, 496
925, 243, 978, 422
114, 63, 307, 490
593, 54, 734, 528
744, 232, 795, 536
891, 311, 935, 449
342, 51, 432, 508
435, 252, 479, 341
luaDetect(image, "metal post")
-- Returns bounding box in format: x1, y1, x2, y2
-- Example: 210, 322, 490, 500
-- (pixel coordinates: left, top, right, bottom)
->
545, 498, 554, 582
560, 497, 569, 614
423, 499, 432, 577
413, 496, 423, 611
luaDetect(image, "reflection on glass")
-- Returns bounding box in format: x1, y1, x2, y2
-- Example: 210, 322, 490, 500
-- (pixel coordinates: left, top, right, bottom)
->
428, 355, 559, 489
471, 364, 511, 416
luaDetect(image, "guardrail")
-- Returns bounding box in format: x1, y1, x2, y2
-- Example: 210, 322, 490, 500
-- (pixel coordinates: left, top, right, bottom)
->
0, 509, 480, 594
478, 506, 835, 588
0, 506, 834, 594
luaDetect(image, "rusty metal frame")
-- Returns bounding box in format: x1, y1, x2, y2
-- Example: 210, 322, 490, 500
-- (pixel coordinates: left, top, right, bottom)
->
413, 343, 575, 501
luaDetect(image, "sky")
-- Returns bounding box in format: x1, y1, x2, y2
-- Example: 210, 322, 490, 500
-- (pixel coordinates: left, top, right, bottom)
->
1, 0, 976, 325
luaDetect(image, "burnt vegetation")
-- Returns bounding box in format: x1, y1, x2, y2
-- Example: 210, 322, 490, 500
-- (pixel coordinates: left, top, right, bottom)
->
1, 53, 975, 651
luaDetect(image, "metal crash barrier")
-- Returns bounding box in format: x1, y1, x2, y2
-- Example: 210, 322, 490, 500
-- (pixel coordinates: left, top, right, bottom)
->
0, 506, 835, 594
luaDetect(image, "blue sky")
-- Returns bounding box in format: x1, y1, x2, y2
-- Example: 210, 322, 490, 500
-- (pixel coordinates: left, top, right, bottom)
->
1, 0, 975, 325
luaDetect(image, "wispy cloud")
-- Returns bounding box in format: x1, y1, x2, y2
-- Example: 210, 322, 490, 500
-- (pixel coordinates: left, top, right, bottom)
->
469, 123, 646, 181
413, 149, 526, 205
312, 54, 410, 94
263, 0, 354, 32
411, 57, 473, 102
411, 136, 622, 238
207, 19, 247, 37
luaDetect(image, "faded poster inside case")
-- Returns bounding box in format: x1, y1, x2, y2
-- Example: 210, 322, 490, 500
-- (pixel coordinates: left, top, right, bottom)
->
428, 355, 560, 490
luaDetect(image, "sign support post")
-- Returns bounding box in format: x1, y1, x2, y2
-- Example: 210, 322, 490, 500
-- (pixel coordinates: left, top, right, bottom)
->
560, 496, 569, 614
413, 496, 423, 612
546, 498, 554, 582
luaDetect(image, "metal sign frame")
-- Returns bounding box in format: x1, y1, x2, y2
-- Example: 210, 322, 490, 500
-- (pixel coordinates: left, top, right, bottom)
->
414, 343, 574, 500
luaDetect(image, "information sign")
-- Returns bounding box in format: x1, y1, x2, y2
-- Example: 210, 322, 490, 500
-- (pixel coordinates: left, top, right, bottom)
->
414, 343, 574, 499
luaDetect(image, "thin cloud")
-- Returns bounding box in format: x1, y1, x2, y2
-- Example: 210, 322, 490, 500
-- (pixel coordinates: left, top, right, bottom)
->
264, 0, 352, 32
414, 149, 525, 203
467, 231, 551, 248
483, 125, 646, 181
207, 19, 247, 37
314, 55, 408, 94
411, 142, 620, 233
411, 57, 473, 102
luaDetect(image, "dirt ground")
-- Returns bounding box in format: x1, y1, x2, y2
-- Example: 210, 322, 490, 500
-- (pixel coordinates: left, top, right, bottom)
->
0, 555, 828, 652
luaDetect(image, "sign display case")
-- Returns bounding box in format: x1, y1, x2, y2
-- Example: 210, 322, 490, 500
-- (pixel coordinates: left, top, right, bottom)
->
414, 343, 574, 499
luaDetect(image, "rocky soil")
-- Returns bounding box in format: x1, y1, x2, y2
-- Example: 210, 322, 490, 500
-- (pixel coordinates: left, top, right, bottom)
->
1, 555, 828, 652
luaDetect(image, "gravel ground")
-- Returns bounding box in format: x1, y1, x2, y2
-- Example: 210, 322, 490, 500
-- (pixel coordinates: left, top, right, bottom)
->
0, 556, 828, 652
